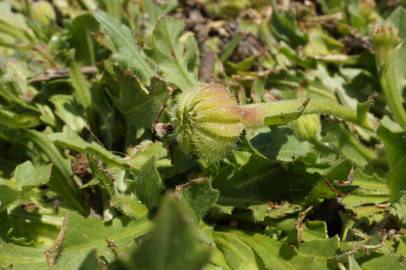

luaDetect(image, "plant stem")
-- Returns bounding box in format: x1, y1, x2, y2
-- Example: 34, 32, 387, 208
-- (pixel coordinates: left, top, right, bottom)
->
10, 211, 64, 227
240, 98, 374, 130
376, 47, 406, 129
372, 22, 406, 130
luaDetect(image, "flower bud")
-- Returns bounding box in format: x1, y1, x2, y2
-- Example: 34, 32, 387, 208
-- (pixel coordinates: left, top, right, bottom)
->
31, 1, 56, 26
372, 22, 401, 68
173, 84, 244, 161
372, 22, 401, 47
290, 114, 321, 141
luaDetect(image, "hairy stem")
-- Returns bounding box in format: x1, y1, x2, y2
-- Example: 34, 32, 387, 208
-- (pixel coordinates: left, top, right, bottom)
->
240, 98, 374, 130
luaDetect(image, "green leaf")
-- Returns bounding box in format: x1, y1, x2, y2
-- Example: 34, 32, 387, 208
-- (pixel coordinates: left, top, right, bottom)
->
22, 130, 86, 214
342, 169, 389, 221
248, 202, 302, 221
391, 192, 406, 223
305, 180, 337, 204
301, 220, 329, 241
129, 158, 163, 209
49, 128, 125, 167
297, 236, 339, 258
323, 122, 373, 167
87, 153, 115, 195
0, 108, 40, 128
110, 194, 148, 219
126, 140, 170, 169
14, 160, 52, 189
0, 239, 47, 270
396, 235, 406, 257
94, 10, 154, 86
361, 255, 406, 270
377, 125, 406, 201
232, 230, 293, 270
0, 185, 19, 212
105, 70, 168, 143
129, 194, 211, 270
0, 2, 34, 45
69, 61, 93, 120
150, 17, 199, 91
69, 14, 99, 65
213, 231, 260, 270
49, 95, 88, 132
177, 179, 219, 220
250, 127, 314, 162
53, 212, 152, 269
270, 1, 307, 47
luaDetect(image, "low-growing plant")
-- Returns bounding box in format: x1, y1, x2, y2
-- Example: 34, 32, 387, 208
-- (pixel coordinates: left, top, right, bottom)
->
1, 1, 406, 270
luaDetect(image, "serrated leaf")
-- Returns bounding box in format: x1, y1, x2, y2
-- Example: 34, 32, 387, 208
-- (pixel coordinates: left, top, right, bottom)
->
244, 201, 303, 222
53, 212, 152, 270
104, 70, 167, 143
129, 158, 163, 209
392, 192, 406, 223
14, 160, 52, 189
94, 10, 154, 86
150, 17, 199, 91
129, 194, 211, 270
177, 179, 219, 220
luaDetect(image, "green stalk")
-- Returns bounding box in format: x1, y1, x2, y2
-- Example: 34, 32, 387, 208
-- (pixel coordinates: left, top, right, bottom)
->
372, 22, 406, 130
376, 48, 406, 129
10, 211, 64, 227
240, 98, 373, 130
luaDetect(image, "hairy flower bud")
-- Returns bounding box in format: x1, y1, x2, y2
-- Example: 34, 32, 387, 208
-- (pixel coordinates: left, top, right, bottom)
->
372, 22, 401, 68
173, 85, 244, 161
290, 114, 321, 141
31, 1, 56, 26
372, 22, 401, 47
